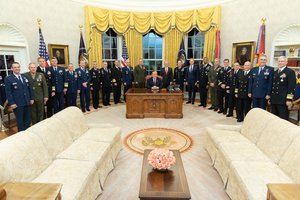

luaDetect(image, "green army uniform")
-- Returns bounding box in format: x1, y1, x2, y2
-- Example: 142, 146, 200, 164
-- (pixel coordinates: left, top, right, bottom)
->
208, 65, 220, 109
24, 72, 48, 124
133, 65, 147, 88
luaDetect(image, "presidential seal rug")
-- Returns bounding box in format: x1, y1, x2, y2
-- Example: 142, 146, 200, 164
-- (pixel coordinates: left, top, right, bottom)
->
124, 128, 193, 155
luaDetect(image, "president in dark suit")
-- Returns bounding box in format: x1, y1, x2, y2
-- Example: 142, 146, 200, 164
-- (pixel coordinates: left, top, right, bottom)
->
185, 59, 198, 104
5, 62, 34, 131
161, 61, 173, 88
147, 71, 162, 89
270, 56, 296, 120
248, 54, 274, 109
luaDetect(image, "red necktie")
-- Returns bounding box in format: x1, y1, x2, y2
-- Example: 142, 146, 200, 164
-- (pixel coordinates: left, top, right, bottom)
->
165, 68, 168, 74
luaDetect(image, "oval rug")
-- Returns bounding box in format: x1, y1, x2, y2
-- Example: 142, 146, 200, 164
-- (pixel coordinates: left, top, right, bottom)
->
124, 128, 193, 154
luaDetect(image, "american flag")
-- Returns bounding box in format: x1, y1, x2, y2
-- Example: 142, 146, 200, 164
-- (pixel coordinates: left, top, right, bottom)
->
38, 27, 50, 66
253, 19, 266, 66
121, 37, 128, 67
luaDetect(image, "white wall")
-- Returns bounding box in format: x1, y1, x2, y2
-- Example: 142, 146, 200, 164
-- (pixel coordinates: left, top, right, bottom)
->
220, 0, 300, 66
0, 0, 84, 71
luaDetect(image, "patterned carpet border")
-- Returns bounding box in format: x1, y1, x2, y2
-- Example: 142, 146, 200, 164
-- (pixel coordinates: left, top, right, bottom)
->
124, 127, 193, 155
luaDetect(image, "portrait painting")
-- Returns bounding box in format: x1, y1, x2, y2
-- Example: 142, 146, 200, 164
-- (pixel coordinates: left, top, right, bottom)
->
232, 42, 255, 66
48, 44, 69, 67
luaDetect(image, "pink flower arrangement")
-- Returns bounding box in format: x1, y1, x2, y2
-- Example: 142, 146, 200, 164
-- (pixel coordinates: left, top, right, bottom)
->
147, 148, 176, 170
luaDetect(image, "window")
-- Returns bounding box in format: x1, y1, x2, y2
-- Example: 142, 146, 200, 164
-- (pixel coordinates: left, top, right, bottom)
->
0, 55, 14, 79
187, 28, 205, 66
102, 29, 118, 68
142, 31, 163, 75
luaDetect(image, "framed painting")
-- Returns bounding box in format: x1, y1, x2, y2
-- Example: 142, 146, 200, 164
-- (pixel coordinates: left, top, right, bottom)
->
232, 42, 255, 66
48, 44, 69, 67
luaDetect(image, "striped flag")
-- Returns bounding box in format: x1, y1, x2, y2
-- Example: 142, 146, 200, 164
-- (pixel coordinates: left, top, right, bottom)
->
293, 73, 300, 104
38, 27, 50, 66
121, 37, 128, 67
78, 32, 88, 64
254, 19, 266, 66
215, 30, 221, 59
177, 39, 187, 66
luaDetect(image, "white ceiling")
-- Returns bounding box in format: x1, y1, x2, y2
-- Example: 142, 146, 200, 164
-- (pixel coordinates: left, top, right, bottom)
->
71, 0, 235, 11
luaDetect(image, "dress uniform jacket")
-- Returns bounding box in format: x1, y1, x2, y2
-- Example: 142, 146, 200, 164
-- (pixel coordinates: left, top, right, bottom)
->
198, 63, 211, 88
122, 66, 134, 86
48, 66, 66, 93
100, 68, 112, 106
236, 70, 251, 99
76, 67, 90, 111
270, 67, 296, 104
76, 67, 90, 88
161, 67, 173, 88
133, 65, 147, 88
173, 66, 185, 90
248, 66, 274, 98
227, 69, 242, 94
90, 68, 102, 91
216, 67, 231, 90
23, 72, 48, 102
37, 66, 53, 117
65, 71, 80, 93
111, 65, 122, 103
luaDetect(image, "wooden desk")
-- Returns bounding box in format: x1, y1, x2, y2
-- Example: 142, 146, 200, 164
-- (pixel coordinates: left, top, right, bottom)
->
267, 184, 300, 200
126, 88, 183, 118
0, 182, 62, 200
139, 150, 191, 200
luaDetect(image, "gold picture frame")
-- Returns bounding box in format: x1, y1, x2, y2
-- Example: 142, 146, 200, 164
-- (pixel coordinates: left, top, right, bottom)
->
48, 44, 69, 67
232, 42, 255, 66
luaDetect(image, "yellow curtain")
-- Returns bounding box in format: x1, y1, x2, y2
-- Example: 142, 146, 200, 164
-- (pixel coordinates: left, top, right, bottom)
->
164, 28, 183, 69
124, 29, 143, 67
204, 26, 217, 62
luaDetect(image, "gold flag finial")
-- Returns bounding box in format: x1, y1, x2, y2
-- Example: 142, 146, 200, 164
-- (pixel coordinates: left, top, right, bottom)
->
79, 25, 83, 32
37, 18, 42, 27
261, 17, 266, 24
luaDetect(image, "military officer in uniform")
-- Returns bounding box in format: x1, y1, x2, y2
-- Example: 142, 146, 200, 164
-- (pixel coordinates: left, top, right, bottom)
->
216, 59, 231, 114
185, 58, 198, 104
208, 58, 220, 111
65, 63, 80, 107
100, 62, 112, 106
24, 62, 48, 125
76, 60, 90, 112
111, 60, 123, 104
236, 61, 252, 122
133, 58, 147, 88
226, 62, 242, 117
270, 56, 296, 120
37, 57, 53, 118
161, 61, 173, 89
248, 54, 274, 110
5, 62, 34, 131
48, 57, 66, 114
90, 61, 102, 109
122, 59, 133, 101
198, 57, 212, 107
173, 60, 185, 91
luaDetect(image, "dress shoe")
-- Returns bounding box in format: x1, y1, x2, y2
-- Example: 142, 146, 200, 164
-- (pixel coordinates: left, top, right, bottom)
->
198, 104, 203, 107
114, 102, 118, 104
87, 108, 91, 112
93, 106, 98, 109
192, 102, 194, 105
208, 107, 214, 110
107, 103, 111, 106
119, 101, 124, 103
217, 110, 223, 114
214, 108, 218, 111
237, 119, 243, 122
203, 105, 206, 108
223, 112, 227, 115
82, 109, 86, 113
226, 114, 233, 117
186, 101, 191, 104
99, 106, 102, 108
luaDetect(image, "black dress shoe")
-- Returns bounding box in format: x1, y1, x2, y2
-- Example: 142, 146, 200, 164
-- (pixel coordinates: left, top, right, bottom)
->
214, 108, 218, 111
223, 111, 227, 115
208, 107, 214, 110
186, 101, 191, 104
93, 106, 98, 109
114, 102, 118, 104
107, 103, 111, 106
237, 119, 243, 122
198, 104, 203, 107
217, 110, 223, 113
82, 109, 86, 113
192, 102, 194, 105
119, 101, 124, 103
203, 105, 206, 108
99, 106, 102, 108
87, 108, 91, 112
226, 114, 233, 117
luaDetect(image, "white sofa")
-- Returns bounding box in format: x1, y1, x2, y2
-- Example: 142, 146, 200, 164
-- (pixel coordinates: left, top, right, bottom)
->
204, 108, 300, 200
0, 106, 122, 200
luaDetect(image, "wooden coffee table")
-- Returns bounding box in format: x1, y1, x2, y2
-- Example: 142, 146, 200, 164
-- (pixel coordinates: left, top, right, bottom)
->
0, 182, 62, 200
139, 149, 191, 200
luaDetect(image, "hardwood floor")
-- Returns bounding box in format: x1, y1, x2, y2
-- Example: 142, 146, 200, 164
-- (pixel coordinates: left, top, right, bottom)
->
85, 103, 236, 200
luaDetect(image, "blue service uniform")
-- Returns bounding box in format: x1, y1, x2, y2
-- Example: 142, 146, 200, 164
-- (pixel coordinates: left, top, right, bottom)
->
100, 68, 112, 106
48, 66, 66, 113
4, 74, 33, 131
122, 66, 133, 101
65, 71, 80, 107
248, 66, 274, 109
76, 67, 90, 112
185, 65, 199, 104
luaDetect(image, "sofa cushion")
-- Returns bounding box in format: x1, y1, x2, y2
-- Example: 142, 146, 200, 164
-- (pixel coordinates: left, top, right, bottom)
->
279, 136, 300, 182
78, 127, 121, 145
214, 142, 272, 185
27, 118, 73, 159
256, 118, 299, 164
52, 106, 89, 140
226, 161, 293, 200
214, 124, 242, 132
0, 131, 52, 182
33, 159, 101, 200
240, 108, 278, 143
